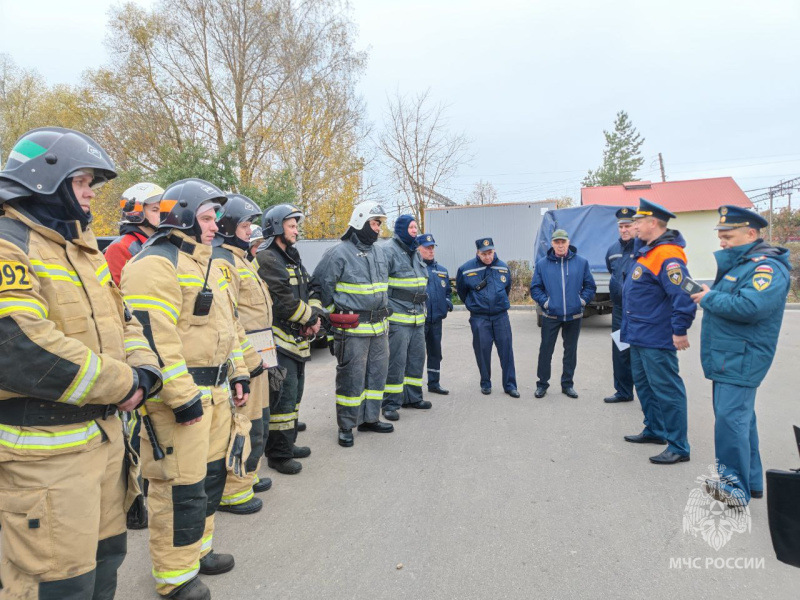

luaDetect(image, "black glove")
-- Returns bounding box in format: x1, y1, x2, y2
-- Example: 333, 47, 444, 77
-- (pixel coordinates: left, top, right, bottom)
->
227, 434, 247, 478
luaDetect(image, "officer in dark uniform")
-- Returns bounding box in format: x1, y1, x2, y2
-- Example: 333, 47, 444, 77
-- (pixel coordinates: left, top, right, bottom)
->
417, 234, 453, 394
456, 237, 519, 397
621, 198, 697, 465
691, 206, 791, 506
604, 207, 637, 403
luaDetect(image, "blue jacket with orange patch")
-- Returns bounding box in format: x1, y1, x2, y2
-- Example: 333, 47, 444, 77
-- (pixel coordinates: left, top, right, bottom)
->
621, 230, 697, 349
699, 240, 791, 387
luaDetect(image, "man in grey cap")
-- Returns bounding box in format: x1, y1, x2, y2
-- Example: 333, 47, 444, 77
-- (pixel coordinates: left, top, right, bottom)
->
530, 229, 596, 399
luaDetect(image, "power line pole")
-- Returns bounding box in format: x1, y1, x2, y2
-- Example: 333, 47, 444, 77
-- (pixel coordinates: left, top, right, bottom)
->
769, 190, 774, 243
658, 153, 666, 183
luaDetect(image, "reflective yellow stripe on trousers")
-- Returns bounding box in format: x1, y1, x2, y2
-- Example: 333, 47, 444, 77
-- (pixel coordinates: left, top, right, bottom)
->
152, 562, 200, 588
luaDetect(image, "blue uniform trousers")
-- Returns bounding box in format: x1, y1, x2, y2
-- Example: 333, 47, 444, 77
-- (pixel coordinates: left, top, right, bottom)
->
611, 304, 633, 399
630, 345, 690, 456
713, 382, 762, 502
469, 312, 517, 392
425, 319, 443, 387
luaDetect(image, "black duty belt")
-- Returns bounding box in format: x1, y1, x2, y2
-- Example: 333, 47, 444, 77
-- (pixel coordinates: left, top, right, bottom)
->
337, 308, 392, 323
188, 364, 229, 387
0, 398, 117, 427
389, 288, 428, 304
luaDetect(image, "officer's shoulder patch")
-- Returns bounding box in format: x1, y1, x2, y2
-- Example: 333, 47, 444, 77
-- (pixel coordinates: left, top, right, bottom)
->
723, 274, 738, 282
0, 261, 33, 291
466, 272, 477, 277
498, 268, 508, 273
632, 265, 643, 280
437, 273, 446, 278
752, 272, 772, 291
666, 261, 683, 285
751, 255, 767, 262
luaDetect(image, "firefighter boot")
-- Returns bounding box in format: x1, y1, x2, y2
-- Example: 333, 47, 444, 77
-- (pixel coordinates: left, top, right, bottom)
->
199, 551, 235, 575
168, 578, 211, 600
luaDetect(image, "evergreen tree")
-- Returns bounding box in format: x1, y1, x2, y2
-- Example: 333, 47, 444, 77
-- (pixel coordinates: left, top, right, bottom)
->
583, 111, 645, 187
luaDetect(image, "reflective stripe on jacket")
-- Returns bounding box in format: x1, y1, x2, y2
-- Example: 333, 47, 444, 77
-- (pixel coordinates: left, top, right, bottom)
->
310, 235, 389, 336
214, 244, 269, 372
121, 230, 249, 417
256, 242, 316, 360
0, 204, 160, 457
382, 236, 428, 327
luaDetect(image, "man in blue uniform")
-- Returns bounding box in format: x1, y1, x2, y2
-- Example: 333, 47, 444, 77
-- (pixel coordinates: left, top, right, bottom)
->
456, 238, 519, 397
530, 229, 596, 399
621, 198, 697, 465
417, 234, 453, 394
604, 208, 637, 403
690, 206, 790, 505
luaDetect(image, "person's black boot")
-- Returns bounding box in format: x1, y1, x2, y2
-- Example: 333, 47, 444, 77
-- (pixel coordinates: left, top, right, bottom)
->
292, 445, 311, 458
167, 578, 210, 600
199, 551, 235, 575
253, 477, 272, 493
338, 428, 354, 447
267, 457, 303, 474
217, 496, 263, 515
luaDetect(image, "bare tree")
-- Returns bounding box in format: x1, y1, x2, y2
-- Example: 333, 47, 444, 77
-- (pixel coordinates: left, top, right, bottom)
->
466, 180, 498, 205
87, 0, 366, 205
378, 89, 471, 223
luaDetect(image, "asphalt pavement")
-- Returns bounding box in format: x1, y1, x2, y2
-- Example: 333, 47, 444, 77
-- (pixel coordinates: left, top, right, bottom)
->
118, 310, 800, 599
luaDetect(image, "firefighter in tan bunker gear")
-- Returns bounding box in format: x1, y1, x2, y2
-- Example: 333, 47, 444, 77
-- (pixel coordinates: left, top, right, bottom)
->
0, 127, 162, 600
215, 194, 275, 515
121, 179, 250, 600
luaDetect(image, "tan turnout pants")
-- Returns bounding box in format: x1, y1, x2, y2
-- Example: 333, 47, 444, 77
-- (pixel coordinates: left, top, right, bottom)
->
220, 372, 267, 507
0, 418, 126, 600
143, 386, 232, 596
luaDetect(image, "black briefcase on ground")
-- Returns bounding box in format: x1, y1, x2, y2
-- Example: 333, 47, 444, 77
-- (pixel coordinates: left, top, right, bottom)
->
766, 425, 800, 569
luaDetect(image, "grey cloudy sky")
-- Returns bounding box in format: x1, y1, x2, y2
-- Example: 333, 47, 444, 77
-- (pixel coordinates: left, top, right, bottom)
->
2, 0, 798, 208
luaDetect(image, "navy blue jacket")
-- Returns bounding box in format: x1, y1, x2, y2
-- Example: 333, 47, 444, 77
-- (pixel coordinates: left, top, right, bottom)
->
456, 254, 511, 316
605, 237, 636, 306
700, 240, 791, 388
530, 246, 596, 322
621, 230, 697, 350
424, 259, 453, 322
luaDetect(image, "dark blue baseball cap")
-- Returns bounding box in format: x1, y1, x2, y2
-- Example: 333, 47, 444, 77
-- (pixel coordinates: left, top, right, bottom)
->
475, 237, 495, 250
715, 205, 768, 230
417, 233, 436, 247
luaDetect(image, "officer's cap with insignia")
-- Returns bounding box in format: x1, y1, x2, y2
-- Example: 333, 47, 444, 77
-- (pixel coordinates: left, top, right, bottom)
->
615, 207, 636, 223
632, 197, 676, 222
714, 205, 769, 231
475, 237, 495, 250
417, 233, 436, 247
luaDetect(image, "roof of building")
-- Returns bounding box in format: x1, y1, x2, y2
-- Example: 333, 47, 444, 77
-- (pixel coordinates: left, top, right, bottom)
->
581, 177, 753, 213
